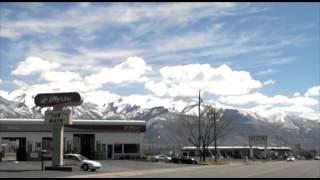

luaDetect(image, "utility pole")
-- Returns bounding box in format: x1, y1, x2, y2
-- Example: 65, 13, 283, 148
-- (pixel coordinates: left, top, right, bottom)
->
214, 111, 217, 163
198, 90, 201, 162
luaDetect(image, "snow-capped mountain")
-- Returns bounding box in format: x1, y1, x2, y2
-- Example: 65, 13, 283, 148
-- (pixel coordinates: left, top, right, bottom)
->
0, 92, 319, 150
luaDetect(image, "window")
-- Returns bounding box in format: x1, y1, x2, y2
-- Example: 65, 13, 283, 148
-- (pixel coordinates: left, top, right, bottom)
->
114, 144, 123, 154
124, 144, 139, 153
71, 156, 80, 161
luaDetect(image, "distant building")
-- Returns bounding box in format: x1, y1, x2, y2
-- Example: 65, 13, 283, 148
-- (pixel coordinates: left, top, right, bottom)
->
181, 145, 292, 159
0, 119, 146, 161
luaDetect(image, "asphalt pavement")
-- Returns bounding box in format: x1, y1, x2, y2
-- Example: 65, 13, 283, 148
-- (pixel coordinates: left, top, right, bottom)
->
123, 160, 320, 178
1, 159, 319, 178
0, 160, 190, 178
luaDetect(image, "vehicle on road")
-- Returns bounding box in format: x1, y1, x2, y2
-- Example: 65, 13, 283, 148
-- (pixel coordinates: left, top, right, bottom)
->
171, 156, 198, 164
314, 155, 320, 160
151, 155, 172, 163
286, 156, 295, 162
64, 153, 102, 171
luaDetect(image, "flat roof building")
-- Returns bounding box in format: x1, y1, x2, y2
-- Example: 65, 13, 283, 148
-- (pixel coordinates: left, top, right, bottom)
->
0, 119, 146, 161
181, 145, 292, 159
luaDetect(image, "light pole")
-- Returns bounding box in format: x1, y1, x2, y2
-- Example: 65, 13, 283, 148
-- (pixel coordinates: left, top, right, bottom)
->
198, 90, 201, 161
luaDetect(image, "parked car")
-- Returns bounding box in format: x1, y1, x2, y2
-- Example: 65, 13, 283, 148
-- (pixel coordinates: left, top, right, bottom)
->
314, 155, 320, 160
171, 156, 198, 164
286, 156, 295, 162
64, 154, 102, 171
151, 155, 172, 163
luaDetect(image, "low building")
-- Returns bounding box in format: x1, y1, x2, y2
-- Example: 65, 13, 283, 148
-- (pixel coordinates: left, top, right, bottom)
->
0, 119, 146, 161
181, 145, 292, 159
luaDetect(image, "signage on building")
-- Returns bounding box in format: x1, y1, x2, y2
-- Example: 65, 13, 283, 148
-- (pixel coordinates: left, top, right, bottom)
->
44, 109, 72, 125
34, 92, 83, 107
249, 135, 268, 145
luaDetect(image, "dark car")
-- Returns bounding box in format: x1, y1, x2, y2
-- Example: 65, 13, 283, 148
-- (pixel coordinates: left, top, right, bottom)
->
171, 156, 198, 164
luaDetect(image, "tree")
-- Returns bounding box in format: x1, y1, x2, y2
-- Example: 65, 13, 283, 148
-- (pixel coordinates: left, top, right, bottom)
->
179, 104, 233, 162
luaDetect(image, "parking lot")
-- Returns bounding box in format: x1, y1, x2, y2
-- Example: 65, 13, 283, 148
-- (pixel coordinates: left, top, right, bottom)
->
0, 160, 192, 178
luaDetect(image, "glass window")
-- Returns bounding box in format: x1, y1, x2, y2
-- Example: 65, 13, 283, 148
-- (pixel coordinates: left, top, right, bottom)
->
124, 144, 139, 153
114, 144, 123, 154
71, 155, 80, 161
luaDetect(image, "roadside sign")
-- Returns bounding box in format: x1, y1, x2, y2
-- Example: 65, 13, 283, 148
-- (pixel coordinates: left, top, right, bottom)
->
249, 135, 268, 145
44, 109, 72, 125
35, 92, 83, 107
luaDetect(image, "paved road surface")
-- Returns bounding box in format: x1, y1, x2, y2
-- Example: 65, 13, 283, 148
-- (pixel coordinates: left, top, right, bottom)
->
0, 160, 189, 178
67, 160, 320, 178
128, 160, 320, 178
1, 160, 319, 178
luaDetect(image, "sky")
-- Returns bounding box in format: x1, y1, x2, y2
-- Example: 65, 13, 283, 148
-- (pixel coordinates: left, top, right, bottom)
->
0, 2, 319, 120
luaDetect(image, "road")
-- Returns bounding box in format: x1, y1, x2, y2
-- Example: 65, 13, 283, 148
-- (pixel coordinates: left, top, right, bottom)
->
67, 160, 320, 178
0, 160, 189, 178
131, 160, 320, 178
1, 160, 319, 178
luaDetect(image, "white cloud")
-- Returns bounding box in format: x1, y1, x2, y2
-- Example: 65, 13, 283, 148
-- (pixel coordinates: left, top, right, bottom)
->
78, 48, 144, 61
0, 79, 2, 84
12, 57, 60, 75
83, 90, 120, 106
78, 2, 90, 8
256, 68, 276, 76
145, 64, 262, 97
263, 79, 275, 86
293, 92, 300, 97
40, 71, 82, 83
13, 80, 28, 88
218, 92, 318, 106
124, 94, 185, 111
0, 3, 240, 40
304, 85, 320, 97
85, 57, 152, 85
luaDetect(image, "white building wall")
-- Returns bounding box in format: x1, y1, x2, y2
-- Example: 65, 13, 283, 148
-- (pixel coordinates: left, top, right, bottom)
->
95, 132, 141, 144
0, 131, 143, 158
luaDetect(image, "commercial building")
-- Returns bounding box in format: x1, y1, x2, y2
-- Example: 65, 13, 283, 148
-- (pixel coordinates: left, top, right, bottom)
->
0, 119, 146, 161
181, 145, 292, 159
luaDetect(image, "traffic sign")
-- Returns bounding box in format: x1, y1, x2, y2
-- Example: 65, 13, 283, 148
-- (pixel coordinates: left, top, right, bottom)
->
34, 92, 83, 107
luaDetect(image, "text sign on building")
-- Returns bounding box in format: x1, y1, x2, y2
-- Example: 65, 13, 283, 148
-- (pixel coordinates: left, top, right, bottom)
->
34, 92, 83, 107
44, 109, 72, 125
249, 135, 268, 146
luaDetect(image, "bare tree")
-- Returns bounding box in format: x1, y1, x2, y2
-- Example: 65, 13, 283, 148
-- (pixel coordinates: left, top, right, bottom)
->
179, 105, 233, 162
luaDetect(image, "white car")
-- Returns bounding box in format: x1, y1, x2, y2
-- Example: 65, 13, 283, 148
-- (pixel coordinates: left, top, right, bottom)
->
64, 154, 102, 171
314, 156, 320, 160
151, 155, 172, 163
286, 156, 295, 162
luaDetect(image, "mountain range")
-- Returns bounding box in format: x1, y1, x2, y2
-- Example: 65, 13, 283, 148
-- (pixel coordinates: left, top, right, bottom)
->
0, 92, 319, 150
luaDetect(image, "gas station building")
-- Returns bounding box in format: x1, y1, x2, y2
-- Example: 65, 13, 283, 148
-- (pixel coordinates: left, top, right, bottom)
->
0, 119, 146, 161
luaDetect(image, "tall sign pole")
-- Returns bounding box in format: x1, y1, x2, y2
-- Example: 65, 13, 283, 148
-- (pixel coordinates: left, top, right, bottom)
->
35, 92, 83, 171
52, 105, 64, 167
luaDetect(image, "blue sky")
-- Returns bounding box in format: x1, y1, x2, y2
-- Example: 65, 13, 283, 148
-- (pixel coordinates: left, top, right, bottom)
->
0, 2, 319, 120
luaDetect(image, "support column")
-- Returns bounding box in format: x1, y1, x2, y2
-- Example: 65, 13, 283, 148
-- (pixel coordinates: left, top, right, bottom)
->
52, 124, 64, 167
264, 145, 267, 159
52, 105, 64, 167
249, 145, 254, 159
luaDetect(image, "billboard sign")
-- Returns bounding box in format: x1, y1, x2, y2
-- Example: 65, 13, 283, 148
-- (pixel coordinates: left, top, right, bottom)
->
249, 135, 268, 146
35, 92, 83, 107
